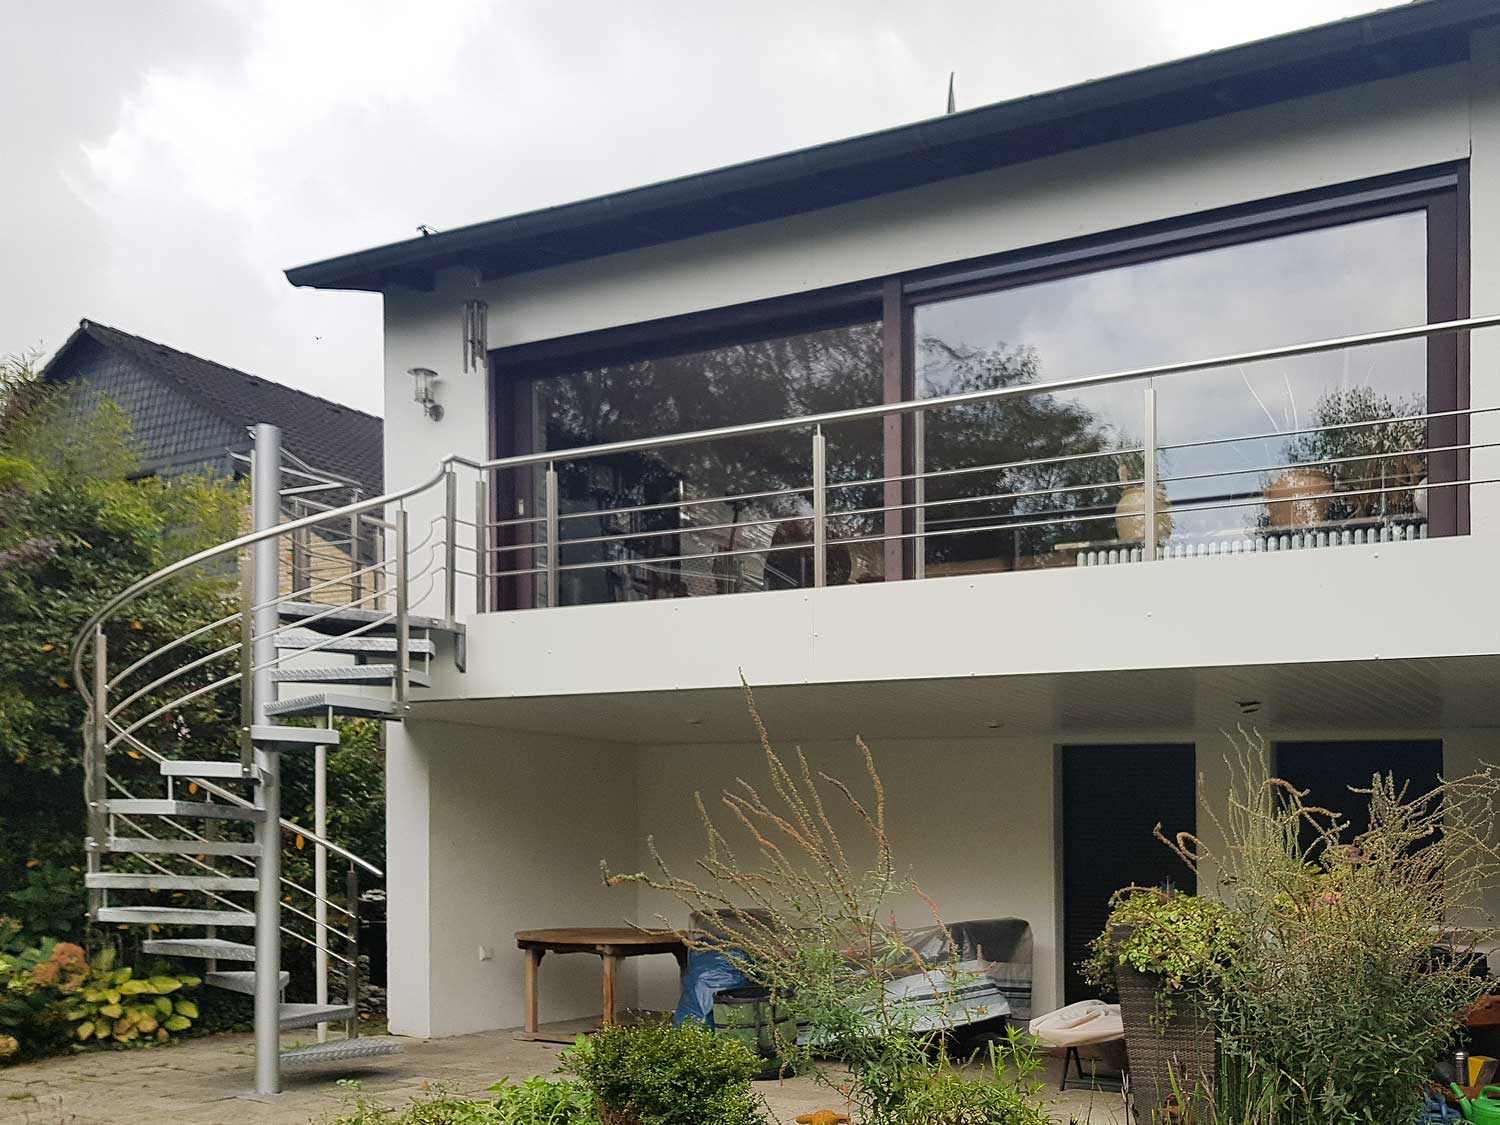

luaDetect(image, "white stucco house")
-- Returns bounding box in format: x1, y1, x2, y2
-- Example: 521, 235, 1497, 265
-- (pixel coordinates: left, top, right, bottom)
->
275, 0, 1500, 1041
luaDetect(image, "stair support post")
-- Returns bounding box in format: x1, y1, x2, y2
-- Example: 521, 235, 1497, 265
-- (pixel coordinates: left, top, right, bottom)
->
250, 423, 284, 1096
345, 865, 360, 1041
315, 718, 329, 1043
85, 627, 107, 920
443, 467, 457, 627
395, 509, 409, 709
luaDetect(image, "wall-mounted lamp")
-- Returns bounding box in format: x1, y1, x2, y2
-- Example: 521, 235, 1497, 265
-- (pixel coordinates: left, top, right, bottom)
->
408, 367, 443, 421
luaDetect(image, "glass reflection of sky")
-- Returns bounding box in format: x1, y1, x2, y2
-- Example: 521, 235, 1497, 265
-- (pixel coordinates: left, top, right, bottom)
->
914, 212, 1427, 540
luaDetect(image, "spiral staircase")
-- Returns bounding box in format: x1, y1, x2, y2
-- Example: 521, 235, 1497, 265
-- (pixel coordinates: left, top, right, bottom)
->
71, 424, 470, 1094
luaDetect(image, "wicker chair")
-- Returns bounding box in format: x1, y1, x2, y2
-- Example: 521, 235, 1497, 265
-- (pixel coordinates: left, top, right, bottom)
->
1114, 945, 1217, 1121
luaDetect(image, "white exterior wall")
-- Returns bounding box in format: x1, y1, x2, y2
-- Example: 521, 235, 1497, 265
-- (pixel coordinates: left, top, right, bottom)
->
379, 34, 1500, 1037
386, 720, 639, 1037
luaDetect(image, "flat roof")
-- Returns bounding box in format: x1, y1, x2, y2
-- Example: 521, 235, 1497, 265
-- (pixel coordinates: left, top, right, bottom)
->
286, 0, 1500, 294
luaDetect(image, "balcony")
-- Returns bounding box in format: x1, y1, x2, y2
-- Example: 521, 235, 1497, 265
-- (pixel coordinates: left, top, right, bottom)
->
462, 316, 1494, 613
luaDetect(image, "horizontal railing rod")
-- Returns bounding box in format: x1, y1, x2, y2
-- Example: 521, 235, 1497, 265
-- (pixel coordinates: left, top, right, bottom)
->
1160, 439, 1500, 487
454, 315, 1500, 476
107, 640, 242, 722
1160, 404, 1499, 454
108, 609, 241, 692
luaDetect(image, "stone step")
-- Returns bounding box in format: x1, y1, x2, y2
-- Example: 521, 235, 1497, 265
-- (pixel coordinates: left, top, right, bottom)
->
142, 938, 256, 962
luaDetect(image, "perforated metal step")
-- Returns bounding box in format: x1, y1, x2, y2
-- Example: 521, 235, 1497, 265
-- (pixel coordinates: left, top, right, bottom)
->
265, 692, 400, 720
86, 872, 258, 892
277, 600, 447, 635
97, 906, 254, 927
205, 970, 288, 995
275, 630, 435, 657
271, 664, 428, 688
142, 938, 256, 961
280, 1036, 403, 1067
279, 1002, 356, 1030
104, 799, 260, 822
106, 836, 260, 857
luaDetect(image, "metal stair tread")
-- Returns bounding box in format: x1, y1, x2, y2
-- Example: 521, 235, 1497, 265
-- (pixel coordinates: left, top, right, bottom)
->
251, 724, 341, 747
158, 760, 256, 780
97, 906, 254, 927
104, 799, 260, 822
142, 938, 256, 962
106, 836, 260, 857
277, 600, 448, 635
206, 970, 288, 996
279, 1002, 356, 1030
264, 692, 400, 720
271, 664, 429, 687
280, 1037, 403, 1066
275, 629, 435, 656
86, 872, 258, 892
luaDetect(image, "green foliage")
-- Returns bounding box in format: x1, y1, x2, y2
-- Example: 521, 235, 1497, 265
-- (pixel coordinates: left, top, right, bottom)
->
884, 1032, 1051, 1125
1082, 887, 1237, 997
0, 937, 202, 1061
561, 1022, 763, 1125
1131, 733, 1500, 1125
328, 1078, 598, 1125
3, 864, 84, 943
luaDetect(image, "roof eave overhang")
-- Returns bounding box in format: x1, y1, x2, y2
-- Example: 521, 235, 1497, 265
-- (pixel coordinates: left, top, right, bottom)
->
284, 0, 1500, 294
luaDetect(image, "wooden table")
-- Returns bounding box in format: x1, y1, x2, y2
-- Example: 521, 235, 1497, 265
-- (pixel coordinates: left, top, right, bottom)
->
514, 927, 688, 1042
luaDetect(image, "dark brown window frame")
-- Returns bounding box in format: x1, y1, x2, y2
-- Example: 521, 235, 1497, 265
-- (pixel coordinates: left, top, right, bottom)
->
488, 163, 1468, 601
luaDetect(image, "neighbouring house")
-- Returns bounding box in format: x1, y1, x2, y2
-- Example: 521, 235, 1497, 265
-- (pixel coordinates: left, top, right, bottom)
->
73, 0, 1500, 1088
41, 319, 383, 497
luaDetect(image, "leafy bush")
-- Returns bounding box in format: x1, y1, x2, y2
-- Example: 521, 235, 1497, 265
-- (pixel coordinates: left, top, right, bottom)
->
1083, 886, 1237, 997
0, 936, 201, 1061
561, 1022, 763, 1125
329, 1077, 597, 1124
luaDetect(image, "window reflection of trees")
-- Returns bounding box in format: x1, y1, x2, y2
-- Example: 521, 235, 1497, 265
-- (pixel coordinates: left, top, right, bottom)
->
532, 323, 884, 605
916, 338, 1126, 574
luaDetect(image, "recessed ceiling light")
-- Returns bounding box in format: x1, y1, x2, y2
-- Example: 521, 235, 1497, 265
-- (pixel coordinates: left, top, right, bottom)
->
685, 717, 703, 726
985, 721, 1003, 729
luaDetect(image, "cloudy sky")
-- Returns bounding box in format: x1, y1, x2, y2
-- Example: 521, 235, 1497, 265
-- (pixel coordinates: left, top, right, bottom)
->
2, 0, 1393, 415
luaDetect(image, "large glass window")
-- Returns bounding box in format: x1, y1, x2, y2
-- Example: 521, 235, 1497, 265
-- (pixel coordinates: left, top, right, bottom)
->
911, 209, 1437, 575
515, 321, 884, 606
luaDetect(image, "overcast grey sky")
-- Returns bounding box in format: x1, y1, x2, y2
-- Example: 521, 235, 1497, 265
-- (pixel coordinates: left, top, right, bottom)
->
2, 0, 1393, 414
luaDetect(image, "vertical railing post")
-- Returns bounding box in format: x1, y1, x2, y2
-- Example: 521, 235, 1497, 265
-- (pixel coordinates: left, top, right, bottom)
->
349, 511, 363, 603
289, 499, 307, 598
544, 463, 560, 608
249, 423, 283, 1097
443, 467, 458, 626
474, 476, 489, 614
345, 865, 360, 1041
314, 713, 329, 1043
1142, 382, 1159, 563
238, 555, 254, 774
85, 627, 107, 921
913, 408, 927, 579
811, 427, 827, 587
394, 507, 410, 709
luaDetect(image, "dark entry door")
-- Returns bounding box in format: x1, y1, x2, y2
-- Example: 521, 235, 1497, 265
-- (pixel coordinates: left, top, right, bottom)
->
1275, 740, 1443, 849
1062, 745, 1197, 1004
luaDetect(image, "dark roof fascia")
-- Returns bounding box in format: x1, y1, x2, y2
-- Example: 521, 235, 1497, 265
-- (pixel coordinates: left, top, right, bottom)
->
285, 0, 1500, 294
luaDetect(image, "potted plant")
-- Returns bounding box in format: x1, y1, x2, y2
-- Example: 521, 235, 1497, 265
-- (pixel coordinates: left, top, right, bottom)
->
1085, 889, 1233, 1120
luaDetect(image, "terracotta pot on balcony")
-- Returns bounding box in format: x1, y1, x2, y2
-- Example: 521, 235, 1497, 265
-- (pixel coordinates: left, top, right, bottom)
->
1113, 465, 1173, 545
1265, 467, 1332, 529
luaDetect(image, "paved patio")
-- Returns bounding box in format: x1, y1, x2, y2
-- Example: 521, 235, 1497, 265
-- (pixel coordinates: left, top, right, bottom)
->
0, 1028, 1128, 1124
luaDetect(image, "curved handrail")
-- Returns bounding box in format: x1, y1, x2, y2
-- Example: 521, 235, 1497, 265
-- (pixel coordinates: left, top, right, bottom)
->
69, 462, 450, 695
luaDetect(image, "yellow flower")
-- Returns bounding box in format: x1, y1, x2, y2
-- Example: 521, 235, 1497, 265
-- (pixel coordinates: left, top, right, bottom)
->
295, 834, 305, 850
25, 858, 41, 868
130, 620, 143, 631
40, 643, 54, 653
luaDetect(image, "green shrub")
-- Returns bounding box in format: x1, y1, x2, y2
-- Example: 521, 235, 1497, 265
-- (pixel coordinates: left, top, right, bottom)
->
0, 936, 202, 1061
561, 1022, 763, 1125
329, 1078, 597, 1125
